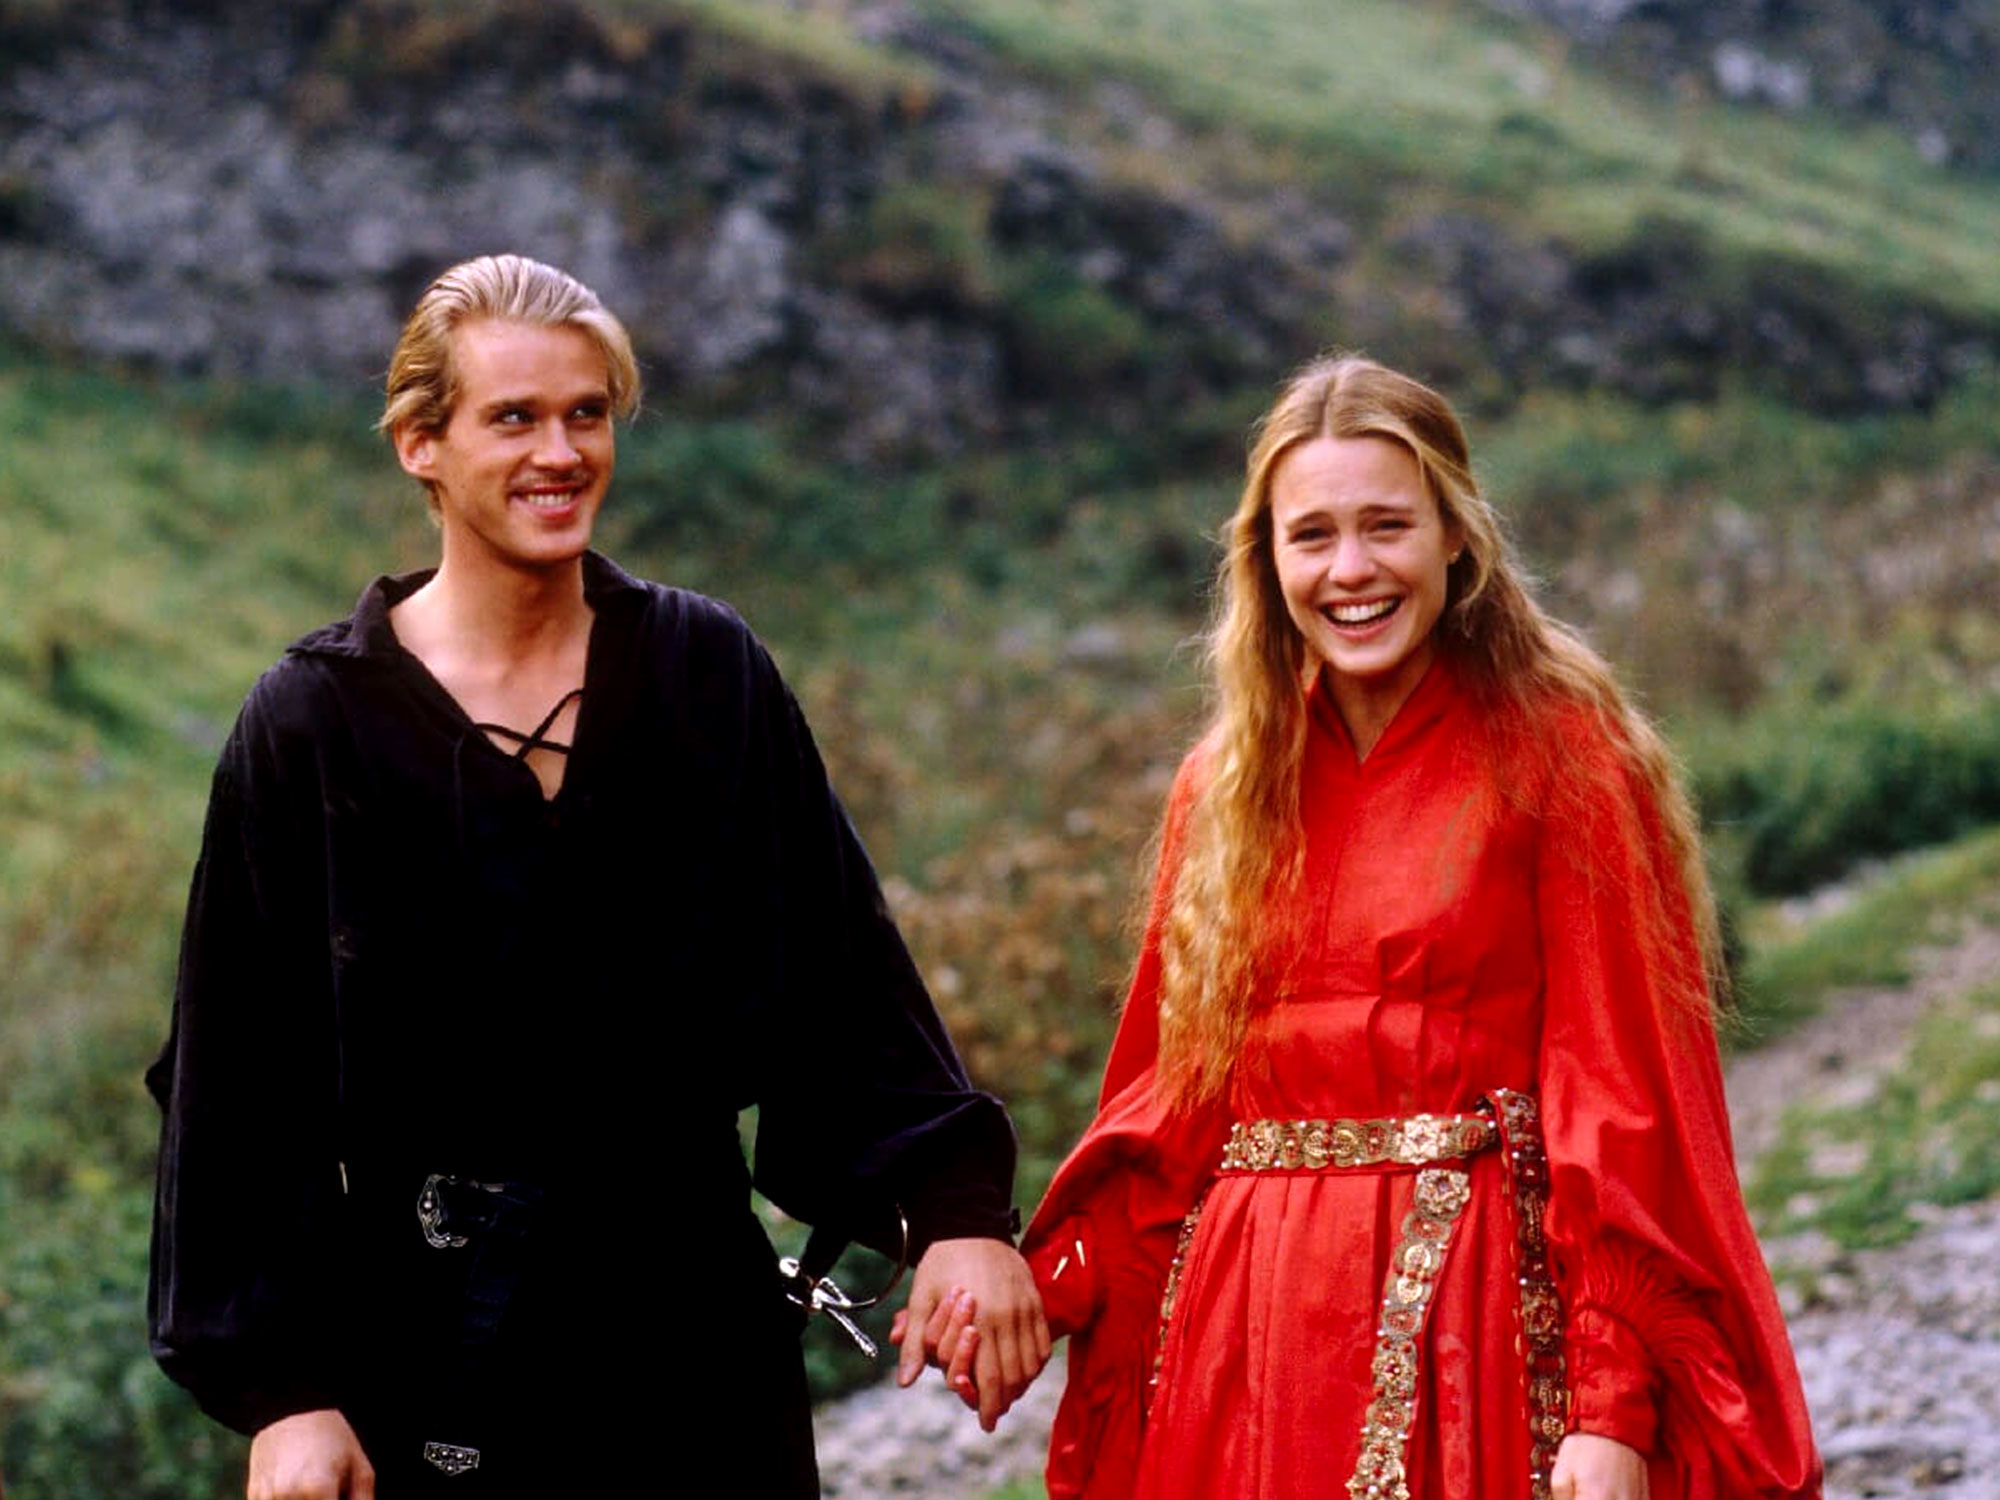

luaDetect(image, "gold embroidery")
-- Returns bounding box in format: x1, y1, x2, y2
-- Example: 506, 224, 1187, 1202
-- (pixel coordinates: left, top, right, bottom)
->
1346, 1167, 1473, 1500
1196, 1099, 1569, 1496
1220, 1113, 1495, 1173
1487, 1089, 1570, 1500
1150, 1193, 1206, 1393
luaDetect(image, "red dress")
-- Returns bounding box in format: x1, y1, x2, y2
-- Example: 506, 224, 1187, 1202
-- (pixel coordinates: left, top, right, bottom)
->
1024, 661, 1821, 1500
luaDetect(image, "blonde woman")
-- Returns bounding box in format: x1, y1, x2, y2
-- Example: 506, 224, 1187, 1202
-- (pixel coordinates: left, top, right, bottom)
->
955, 358, 1820, 1499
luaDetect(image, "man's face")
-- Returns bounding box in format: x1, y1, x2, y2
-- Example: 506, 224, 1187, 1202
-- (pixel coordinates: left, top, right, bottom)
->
395, 318, 616, 575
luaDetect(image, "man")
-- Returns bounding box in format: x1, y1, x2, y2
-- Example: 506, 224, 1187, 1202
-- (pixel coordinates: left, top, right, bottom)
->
148, 254, 1046, 1498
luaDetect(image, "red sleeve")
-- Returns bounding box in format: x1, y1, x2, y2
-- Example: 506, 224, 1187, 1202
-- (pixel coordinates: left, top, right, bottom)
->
1536, 722, 1822, 1500
1022, 751, 1230, 1500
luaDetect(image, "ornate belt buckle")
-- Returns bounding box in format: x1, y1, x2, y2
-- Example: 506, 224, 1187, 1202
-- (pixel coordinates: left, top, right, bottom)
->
423, 1441, 481, 1476
1398, 1113, 1445, 1164
416, 1173, 504, 1250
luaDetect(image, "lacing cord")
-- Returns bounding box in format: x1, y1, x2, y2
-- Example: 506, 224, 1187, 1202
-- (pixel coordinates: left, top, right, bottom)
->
472, 687, 584, 760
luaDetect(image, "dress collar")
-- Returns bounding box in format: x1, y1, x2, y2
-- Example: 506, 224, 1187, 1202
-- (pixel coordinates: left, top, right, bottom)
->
1307, 649, 1461, 765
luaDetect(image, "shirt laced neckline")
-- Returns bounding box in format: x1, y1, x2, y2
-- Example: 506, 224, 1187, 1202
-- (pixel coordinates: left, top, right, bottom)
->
473, 687, 584, 760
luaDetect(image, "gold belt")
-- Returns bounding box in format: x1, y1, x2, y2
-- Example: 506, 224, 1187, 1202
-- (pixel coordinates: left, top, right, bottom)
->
1218, 1112, 1496, 1172
1154, 1093, 1567, 1500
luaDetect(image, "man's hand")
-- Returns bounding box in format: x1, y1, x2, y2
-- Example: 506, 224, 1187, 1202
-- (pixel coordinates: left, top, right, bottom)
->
1551, 1432, 1648, 1500
248, 1409, 375, 1500
889, 1237, 1050, 1431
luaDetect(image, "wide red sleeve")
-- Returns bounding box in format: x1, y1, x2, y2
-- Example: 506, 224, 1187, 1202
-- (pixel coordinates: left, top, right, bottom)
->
1021, 752, 1230, 1500
1535, 721, 1821, 1500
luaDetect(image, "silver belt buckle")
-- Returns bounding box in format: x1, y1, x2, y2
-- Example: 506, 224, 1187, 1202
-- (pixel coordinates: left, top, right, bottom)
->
416, 1172, 504, 1250
423, 1441, 481, 1476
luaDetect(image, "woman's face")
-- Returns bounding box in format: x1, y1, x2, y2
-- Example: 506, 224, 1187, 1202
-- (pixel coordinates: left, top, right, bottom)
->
1268, 434, 1459, 717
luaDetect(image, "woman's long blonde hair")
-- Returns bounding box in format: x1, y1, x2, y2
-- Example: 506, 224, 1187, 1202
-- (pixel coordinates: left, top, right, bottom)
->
1154, 355, 1721, 1106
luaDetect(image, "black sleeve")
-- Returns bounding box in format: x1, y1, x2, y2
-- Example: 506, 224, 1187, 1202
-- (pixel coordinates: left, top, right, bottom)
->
727, 632, 1018, 1258
146, 678, 348, 1435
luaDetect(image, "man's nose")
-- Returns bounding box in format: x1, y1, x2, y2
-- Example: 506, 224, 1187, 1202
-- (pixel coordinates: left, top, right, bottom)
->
535, 419, 581, 466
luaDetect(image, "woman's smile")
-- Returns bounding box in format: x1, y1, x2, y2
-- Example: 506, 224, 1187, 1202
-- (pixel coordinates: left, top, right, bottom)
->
1269, 434, 1458, 752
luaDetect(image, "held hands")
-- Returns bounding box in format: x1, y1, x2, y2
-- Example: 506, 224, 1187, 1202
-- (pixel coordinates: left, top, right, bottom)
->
1551, 1432, 1648, 1500
247, 1409, 374, 1500
889, 1237, 1051, 1431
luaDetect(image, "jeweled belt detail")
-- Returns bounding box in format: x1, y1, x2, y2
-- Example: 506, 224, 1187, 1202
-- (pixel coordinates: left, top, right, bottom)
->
1150, 1195, 1206, 1392
1172, 1100, 1566, 1500
1347, 1165, 1474, 1500
1218, 1112, 1496, 1173
1488, 1088, 1569, 1500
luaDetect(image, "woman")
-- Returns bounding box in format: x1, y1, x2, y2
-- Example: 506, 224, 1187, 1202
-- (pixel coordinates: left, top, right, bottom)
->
992, 358, 1819, 1499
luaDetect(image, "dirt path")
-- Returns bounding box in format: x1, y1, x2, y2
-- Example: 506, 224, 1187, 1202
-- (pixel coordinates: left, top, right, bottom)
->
1735, 915, 2000, 1499
1726, 919, 2000, 1174
815, 914, 2000, 1499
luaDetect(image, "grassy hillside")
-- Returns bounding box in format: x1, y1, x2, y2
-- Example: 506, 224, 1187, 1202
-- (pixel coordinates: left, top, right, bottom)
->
8, 1, 2000, 1494
637, 0, 2000, 383
8, 333, 2000, 1492
0, 350, 1205, 1494
921, 0, 2000, 313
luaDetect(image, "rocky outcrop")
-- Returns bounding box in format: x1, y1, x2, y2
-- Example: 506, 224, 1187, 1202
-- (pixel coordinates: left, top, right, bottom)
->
0, 0, 1992, 462
0, 0, 1324, 460
1484, 0, 2000, 170
1398, 212, 1987, 410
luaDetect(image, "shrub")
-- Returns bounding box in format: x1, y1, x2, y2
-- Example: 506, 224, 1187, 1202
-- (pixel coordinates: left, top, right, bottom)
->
1693, 701, 2000, 896
829, 181, 998, 313
996, 252, 1153, 394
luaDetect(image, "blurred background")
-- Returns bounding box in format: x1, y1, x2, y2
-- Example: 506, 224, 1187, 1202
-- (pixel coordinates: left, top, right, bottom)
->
4, 0, 2000, 1494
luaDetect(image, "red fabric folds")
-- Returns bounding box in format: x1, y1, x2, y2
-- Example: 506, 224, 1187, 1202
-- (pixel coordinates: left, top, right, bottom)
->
1023, 661, 1820, 1500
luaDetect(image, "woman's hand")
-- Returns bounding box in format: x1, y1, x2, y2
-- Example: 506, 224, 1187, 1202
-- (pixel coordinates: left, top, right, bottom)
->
1551, 1432, 1647, 1500
247, 1409, 374, 1500
918, 1285, 982, 1407
890, 1237, 1051, 1431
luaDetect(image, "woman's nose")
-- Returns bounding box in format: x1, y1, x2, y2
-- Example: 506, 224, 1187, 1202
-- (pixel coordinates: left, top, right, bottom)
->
1330, 533, 1374, 586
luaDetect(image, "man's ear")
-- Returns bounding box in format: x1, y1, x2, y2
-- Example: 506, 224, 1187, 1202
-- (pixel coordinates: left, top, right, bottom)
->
394, 424, 437, 481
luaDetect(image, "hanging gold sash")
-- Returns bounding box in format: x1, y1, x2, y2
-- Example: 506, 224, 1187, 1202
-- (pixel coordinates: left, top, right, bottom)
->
1154, 1094, 1568, 1500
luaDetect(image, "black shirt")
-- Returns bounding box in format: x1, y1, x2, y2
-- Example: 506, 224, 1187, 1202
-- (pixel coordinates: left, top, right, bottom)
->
148, 553, 1016, 1492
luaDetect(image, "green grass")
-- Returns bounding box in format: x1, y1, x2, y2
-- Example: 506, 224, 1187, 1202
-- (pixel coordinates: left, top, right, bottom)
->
0, 360, 435, 769
8, 342, 2000, 1491
1482, 369, 2000, 517
1731, 825, 2000, 1043
506, 0, 2000, 337
651, 0, 936, 101
333, 0, 2000, 349
914, 0, 2000, 319
0, 350, 1196, 1489
9, 0, 2000, 1470
1749, 975, 2000, 1250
